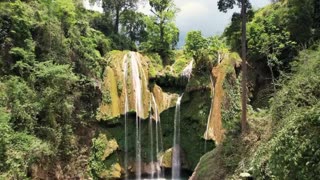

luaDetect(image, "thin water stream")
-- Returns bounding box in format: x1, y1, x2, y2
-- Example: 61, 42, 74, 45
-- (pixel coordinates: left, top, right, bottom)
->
172, 94, 183, 179
123, 53, 195, 179
123, 54, 129, 179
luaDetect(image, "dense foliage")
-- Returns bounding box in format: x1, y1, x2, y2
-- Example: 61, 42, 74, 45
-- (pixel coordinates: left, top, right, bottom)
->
192, 0, 320, 179
224, 0, 320, 70
250, 45, 320, 179
141, 0, 179, 64
184, 30, 227, 72
0, 0, 182, 178
1, 0, 319, 179
0, 0, 109, 177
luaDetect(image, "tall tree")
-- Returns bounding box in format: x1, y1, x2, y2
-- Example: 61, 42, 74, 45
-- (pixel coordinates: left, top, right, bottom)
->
143, 0, 179, 64
218, 0, 250, 133
90, 0, 138, 34
120, 10, 148, 43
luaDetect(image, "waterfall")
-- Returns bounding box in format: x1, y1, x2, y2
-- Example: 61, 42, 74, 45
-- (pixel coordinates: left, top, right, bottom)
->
181, 60, 193, 79
122, 52, 194, 179
159, 118, 165, 178
129, 52, 144, 179
151, 94, 163, 178
123, 52, 144, 179
204, 75, 214, 152
172, 94, 184, 179
149, 98, 155, 178
123, 54, 129, 179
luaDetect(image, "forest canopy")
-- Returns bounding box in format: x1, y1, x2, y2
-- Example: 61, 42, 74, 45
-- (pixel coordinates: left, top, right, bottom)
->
0, 0, 319, 179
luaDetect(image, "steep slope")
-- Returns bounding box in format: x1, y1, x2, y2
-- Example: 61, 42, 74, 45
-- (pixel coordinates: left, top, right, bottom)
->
191, 44, 320, 180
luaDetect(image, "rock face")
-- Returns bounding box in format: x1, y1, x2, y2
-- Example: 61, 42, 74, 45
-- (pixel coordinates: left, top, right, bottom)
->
94, 50, 242, 178
151, 84, 179, 114
97, 51, 151, 120
97, 51, 180, 122
160, 147, 188, 169
89, 134, 121, 179
204, 52, 241, 145
191, 52, 242, 180
204, 65, 226, 144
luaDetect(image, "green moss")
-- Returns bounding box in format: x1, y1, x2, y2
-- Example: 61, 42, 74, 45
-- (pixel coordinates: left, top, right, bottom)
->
145, 52, 163, 78
102, 89, 112, 104
186, 73, 211, 90
191, 150, 218, 179
160, 90, 215, 169
221, 73, 241, 132
89, 133, 121, 179
172, 50, 191, 74
116, 81, 123, 96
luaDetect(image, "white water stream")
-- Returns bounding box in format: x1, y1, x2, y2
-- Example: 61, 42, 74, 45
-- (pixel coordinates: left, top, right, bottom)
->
172, 94, 184, 179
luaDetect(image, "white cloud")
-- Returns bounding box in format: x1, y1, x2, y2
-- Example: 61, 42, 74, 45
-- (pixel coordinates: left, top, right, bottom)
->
173, 0, 271, 47
83, 0, 103, 13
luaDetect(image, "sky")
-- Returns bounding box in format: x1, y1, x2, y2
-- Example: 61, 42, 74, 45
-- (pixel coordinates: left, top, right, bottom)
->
83, 0, 271, 47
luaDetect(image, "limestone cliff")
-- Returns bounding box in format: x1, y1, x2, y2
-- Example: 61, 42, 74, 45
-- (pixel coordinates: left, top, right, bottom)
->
204, 52, 241, 144
97, 51, 181, 121
97, 51, 151, 120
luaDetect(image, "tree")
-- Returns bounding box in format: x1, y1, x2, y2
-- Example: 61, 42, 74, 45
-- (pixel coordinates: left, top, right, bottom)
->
223, 10, 254, 52
218, 0, 251, 13
184, 31, 227, 69
218, 0, 250, 133
120, 10, 148, 43
142, 0, 179, 64
247, 10, 296, 91
184, 31, 209, 62
90, 0, 138, 34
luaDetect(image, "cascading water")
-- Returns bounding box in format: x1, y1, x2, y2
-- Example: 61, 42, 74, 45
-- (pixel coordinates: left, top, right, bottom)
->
181, 60, 193, 79
204, 75, 214, 152
123, 52, 143, 179
128, 52, 144, 179
151, 94, 163, 179
123, 53, 194, 179
149, 98, 155, 178
172, 94, 183, 179
159, 118, 165, 178
123, 54, 129, 179
171, 60, 194, 179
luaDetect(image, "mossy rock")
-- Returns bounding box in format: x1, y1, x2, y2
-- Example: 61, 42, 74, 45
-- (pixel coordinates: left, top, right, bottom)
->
160, 148, 173, 168
99, 163, 122, 179
89, 133, 121, 179
97, 51, 152, 121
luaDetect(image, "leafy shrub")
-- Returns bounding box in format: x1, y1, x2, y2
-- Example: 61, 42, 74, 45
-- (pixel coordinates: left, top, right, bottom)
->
250, 45, 320, 179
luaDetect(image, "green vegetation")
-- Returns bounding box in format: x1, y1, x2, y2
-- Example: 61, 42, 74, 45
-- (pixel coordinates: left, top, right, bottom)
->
184, 30, 228, 73
89, 133, 120, 179
0, 108, 52, 179
1, 0, 319, 179
192, 0, 320, 179
249, 46, 320, 179
0, 0, 108, 177
141, 0, 179, 64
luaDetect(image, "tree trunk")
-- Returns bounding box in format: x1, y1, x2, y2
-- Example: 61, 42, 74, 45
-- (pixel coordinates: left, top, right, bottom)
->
114, 7, 120, 34
241, 0, 248, 134
160, 21, 164, 44
159, 20, 167, 64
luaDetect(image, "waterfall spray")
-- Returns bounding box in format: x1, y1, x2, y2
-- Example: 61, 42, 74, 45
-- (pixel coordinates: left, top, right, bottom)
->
172, 94, 184, 179
152, 94, 163, 178
129, 52, 144, 179
204, 75, 214, 152
122, 54, 129, 179
181, 60, 193, 80
149, 97, 155, 178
